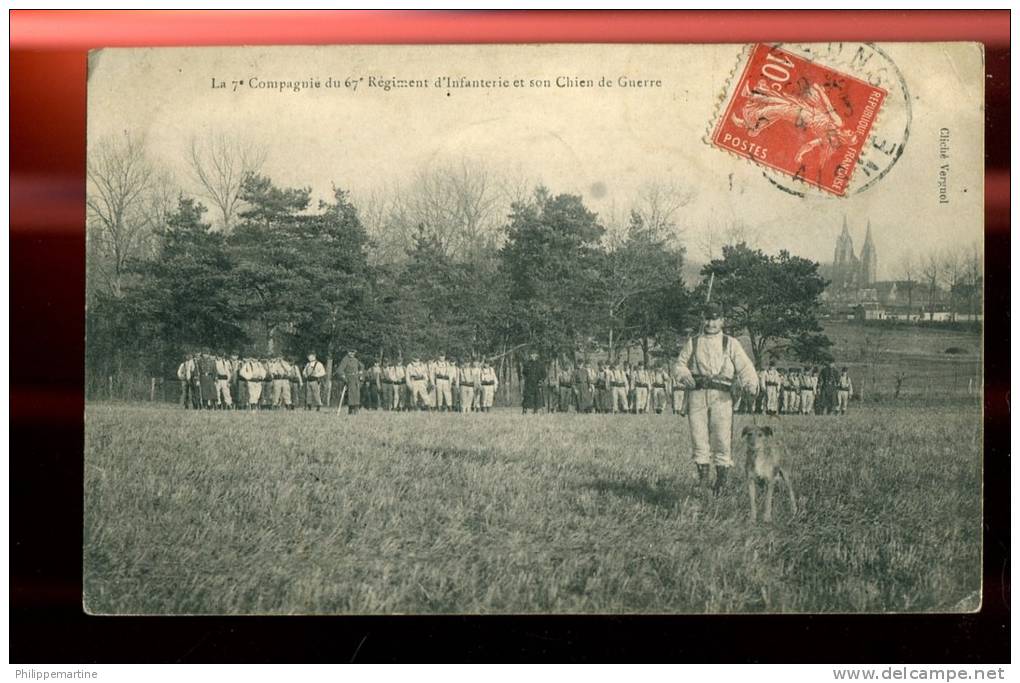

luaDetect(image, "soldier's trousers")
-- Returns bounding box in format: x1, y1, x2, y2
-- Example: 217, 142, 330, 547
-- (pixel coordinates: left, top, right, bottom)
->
837, 389, 850, 413
305, 381, 322, 407
611, 386, 629, 413
272, 378, 291, 406
179, 380, 190, 408
800, 390, 813, 414
459, 386, 475, 412
481, 385, 495, 408
687, 388, 734, 467
408, 380, 430, 409
634, 387, 649, 413
652, 387, 667, 413
435, 379, 453, 409
216, 379, 233, 406
246, 380, 263, 406
381, 383, 392, 410
558, 386, 573, 412
765, 386, 779, 413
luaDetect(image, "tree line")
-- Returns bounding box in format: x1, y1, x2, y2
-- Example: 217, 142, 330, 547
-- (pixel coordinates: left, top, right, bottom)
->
86, 131, 833, 397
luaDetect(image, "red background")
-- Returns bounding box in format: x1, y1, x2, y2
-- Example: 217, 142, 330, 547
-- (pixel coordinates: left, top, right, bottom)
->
10, 10, 1010, 663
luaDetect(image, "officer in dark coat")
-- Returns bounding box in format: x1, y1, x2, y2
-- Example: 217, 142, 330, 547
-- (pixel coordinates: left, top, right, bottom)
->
521, 351, 546, 414
197, 351, 218, 409
337, 350, 364, 414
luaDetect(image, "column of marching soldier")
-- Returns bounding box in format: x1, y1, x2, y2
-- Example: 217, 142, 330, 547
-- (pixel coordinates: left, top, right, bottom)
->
176, 350, 855, 416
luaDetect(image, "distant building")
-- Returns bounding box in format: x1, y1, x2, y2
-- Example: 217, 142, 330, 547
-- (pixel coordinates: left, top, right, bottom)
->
830, 216, 877, 294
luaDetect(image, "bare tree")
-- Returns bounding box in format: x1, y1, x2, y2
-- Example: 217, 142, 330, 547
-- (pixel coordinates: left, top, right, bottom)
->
940, 249, 965, 321
920, 251, 941, 320
187, 132, 267, 232
699, 219, 761, 261
632, 180, 693, 245
86, 132, 168, 298
898, 252, 917, 313
385, 158, 505, 260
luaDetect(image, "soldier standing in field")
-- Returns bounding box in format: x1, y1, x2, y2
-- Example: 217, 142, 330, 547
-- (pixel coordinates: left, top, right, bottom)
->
479, 360, 498, 412
608, 362, 630, 414
836, 367, 853, 415
404, 354, 430, 411
632, 361, 651, 414
303, 353, 326, 411
670, 360, 686, 416
650, 362, 669, 415
557, 358, 574, 412
239, 357, 264, 410
801, 367, 817, 415
573, 360, 594, 413
675, 303, 759, 495
176, 353, 196, 409
458, 357, 479, 413
366, 358, 383, 410
521, 351, 546, 415
430, 353, 454, 412
336, 349, 364, 414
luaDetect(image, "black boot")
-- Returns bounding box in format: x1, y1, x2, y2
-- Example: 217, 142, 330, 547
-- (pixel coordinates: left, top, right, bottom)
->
713, 467, 729, 497
697, 464, 710, 486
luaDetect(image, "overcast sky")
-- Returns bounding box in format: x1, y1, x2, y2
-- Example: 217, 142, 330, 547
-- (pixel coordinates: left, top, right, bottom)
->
88, 43, 984, 279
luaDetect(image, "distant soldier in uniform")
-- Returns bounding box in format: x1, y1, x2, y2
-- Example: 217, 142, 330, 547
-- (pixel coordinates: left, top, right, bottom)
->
521, 351, 546, 415
632, 362, 651, 414
544, 357, 559, 413
558, 359, 575, 412
177, 353, 196, 409
196, 351, 218, 409
675, 303, 759, 495
430, 353, 454, 412
392, 358, 408, 411
801, 367, 817, 415
818, 363, 837, 415
366, 358, 383, 410
303, 353, 326, 411
239, 357, 265, 410
608, 362, 630, 414
288, 358, 304, 409
762, 362, 781, 416
836, 367, 853, 415
574, 360, 595, 413
260, 358, 274, 410
593, 362, 607, 413
404, 355, 430, 411
480, 360, 499, 412
229, 353, 243, 408
458, 358, 479, 413
650, 362, 669, 414
214, 354, 233, 409
337, 349, 364, 414
267, 357, 291, 410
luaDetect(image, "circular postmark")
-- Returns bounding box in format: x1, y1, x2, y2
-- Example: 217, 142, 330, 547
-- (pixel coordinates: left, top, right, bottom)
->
763, 42, 912, 198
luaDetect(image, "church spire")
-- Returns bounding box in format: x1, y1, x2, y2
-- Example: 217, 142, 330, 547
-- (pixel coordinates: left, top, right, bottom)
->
860, 219, 877, 285
841, 214, 850, 236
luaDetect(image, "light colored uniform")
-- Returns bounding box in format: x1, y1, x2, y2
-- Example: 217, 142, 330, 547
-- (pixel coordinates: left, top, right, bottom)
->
609, 367, 629, 413
430, 359, 454, 409
458, 364, 479, 412
480, 365, 499, 408
405, 360, 430, 409
650, 369, 669, 413
268, 359, 291, 406
675, 332, 758, 468
177, 358, 195, 407
303, 360, 326, 406
390, 364, 406, 410
214, 357, 233, 406
800, 373, 817, 414
762, 367, 781, 413
239, 359, 266, 405
632, 368, 651, 413
837, 372, 853, 413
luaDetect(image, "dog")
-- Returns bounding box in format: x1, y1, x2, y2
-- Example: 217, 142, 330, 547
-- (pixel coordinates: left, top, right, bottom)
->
741, 425, 797, 523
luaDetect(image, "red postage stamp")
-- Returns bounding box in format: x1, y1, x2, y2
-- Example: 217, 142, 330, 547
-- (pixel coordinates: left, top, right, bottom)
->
711, 44, 888, 196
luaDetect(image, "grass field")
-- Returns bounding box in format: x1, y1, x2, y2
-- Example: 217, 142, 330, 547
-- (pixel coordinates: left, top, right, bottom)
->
84, 402, 982, 614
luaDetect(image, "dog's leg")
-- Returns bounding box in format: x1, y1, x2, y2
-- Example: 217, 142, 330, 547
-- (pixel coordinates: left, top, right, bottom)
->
780, 468, 797, 517
764, 477, 775, 523
747, 476, 758, 523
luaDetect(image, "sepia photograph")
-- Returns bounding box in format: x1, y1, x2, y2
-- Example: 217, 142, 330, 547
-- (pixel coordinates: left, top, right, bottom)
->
83, 42, 985, 615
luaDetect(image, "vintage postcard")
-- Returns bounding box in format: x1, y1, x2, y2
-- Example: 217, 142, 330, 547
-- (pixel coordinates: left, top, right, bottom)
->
84, 43, 984, 614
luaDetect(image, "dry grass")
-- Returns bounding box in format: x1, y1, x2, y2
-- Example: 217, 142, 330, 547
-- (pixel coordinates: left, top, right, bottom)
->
84, 402, 982, 614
